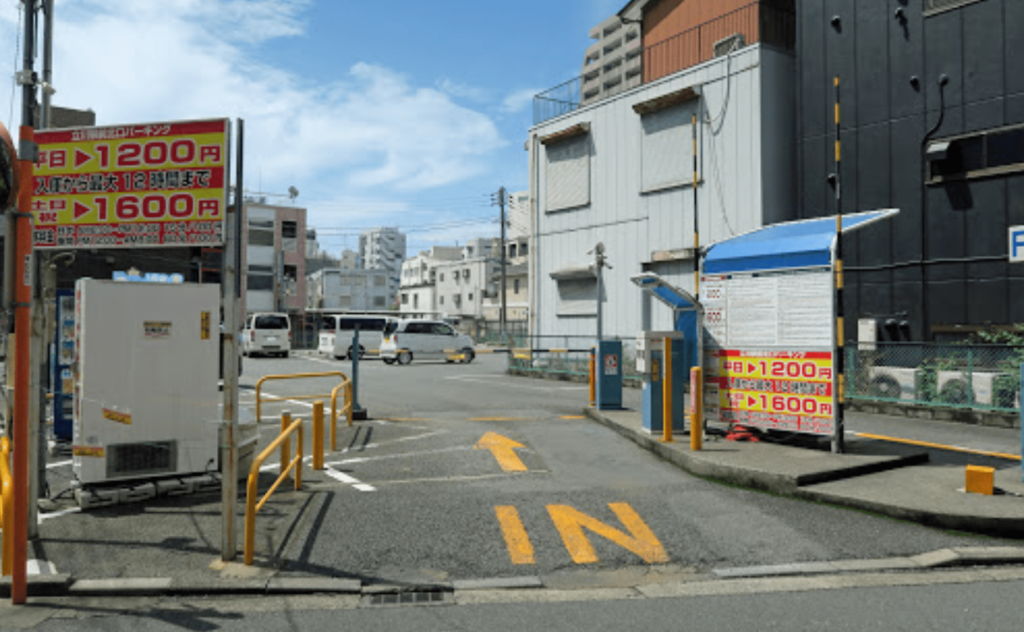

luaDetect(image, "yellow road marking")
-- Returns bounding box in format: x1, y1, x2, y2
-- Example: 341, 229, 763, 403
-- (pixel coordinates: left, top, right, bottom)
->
469, 417, 527, 422
853, 432, 1022, 462
547, 503, 669, 564
474, 432, 528, 472
560, 415, 585, 420
495, 505, 535, 565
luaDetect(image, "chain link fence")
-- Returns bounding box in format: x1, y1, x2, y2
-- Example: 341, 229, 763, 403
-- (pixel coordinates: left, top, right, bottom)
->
506, 336, 643, 385
846, 342, 1023, 412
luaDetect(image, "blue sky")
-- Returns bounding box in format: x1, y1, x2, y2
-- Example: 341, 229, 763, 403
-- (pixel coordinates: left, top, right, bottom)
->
0, 0, 624, 256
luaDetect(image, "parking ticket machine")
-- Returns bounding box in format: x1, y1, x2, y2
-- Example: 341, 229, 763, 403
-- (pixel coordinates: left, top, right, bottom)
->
637, 330, 687, 434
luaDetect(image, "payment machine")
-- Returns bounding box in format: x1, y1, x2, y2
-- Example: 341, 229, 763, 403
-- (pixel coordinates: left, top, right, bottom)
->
636, 331, 687, 433
630, 273, 704, 435
595, 339, 623, 410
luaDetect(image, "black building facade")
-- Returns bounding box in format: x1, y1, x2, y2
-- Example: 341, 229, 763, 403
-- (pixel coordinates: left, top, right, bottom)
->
796, 0, 1024, 342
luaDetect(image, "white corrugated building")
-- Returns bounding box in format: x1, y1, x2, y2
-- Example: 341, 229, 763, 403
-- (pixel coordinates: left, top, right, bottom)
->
528, 5, 796, 342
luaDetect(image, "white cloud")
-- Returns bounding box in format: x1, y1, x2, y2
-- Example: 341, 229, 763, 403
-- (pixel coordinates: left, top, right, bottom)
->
500, 88, 540, 114
1, 0, 506, 195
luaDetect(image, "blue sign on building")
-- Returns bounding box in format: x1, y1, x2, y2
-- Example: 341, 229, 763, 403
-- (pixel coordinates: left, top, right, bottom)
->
1011, 226, 1024, 263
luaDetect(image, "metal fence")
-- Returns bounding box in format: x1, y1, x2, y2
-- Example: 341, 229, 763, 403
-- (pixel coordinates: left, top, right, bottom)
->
532, 2, 795, 126
506, 336, 643, 384
846, 342, 1023, 412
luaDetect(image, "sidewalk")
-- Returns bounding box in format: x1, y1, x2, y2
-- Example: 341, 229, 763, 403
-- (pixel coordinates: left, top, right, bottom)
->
584, 406, 1024, 538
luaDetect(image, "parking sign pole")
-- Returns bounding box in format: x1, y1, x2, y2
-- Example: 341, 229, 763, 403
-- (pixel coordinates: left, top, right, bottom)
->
220, 119, 243, 561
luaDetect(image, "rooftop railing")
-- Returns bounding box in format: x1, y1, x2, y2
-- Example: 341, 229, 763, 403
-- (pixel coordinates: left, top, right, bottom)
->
533, 2, 795, 126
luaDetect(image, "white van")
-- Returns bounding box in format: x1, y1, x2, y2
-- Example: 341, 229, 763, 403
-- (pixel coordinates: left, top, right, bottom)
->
321, 314, 395, 360
380, 319, 475, 365
242, 312, 291, 358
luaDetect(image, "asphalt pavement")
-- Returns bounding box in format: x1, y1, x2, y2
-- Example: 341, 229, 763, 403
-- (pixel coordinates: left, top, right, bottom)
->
2, 349, 1023, 605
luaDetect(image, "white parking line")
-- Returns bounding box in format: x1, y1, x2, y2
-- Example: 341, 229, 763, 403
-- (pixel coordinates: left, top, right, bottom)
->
444, 375, 586, 391
323, 465, 376, 492
47, 459, 72, 469
327, 444, 473, 466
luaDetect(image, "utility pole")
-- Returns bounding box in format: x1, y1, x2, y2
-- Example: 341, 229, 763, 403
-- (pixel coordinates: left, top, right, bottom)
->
589, 243, 611, 342
492, 186, 508, 344
10, 0, 39, 605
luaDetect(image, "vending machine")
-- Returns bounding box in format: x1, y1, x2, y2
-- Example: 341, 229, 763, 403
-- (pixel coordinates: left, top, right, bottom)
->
73, 279, 220, 486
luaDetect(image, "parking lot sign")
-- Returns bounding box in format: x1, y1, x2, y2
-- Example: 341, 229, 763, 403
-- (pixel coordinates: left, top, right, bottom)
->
1011, 226, 1024, 263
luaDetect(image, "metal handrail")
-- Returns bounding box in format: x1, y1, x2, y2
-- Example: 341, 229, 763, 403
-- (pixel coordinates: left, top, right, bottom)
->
1, 437, 14, 576
244, 412, 304, 566
329, 380, 353, 451
255, 371, 350, 423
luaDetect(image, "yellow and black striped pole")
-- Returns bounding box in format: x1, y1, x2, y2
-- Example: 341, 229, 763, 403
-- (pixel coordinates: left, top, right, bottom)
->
693, 113, 700, 298
833, 75, 845, 454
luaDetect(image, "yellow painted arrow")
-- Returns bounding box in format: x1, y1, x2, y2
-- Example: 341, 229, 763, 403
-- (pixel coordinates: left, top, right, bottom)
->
475, 432, 528, 472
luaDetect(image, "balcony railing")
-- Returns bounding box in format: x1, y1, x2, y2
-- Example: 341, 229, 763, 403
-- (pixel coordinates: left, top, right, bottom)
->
533, 2, 795, 126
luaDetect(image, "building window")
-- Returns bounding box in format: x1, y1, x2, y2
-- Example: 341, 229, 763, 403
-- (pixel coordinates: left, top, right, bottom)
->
545, 132, 591, 212
440, 296, 444, 305
640, 103, 695, 193
464, 269, 471, 281
468, 292, 474, 302
924, 0, 986, 15
401, 293, 408, 305
440, 273, 444, 282
282, 221, 298, 251
373, 296, 385, 307
248, 228, 274, 247
554, 277, 597, 317
413, 294, 419, 309
927, 124, 1024, 183
247, 274, 273, 291
514, 279, 520, 295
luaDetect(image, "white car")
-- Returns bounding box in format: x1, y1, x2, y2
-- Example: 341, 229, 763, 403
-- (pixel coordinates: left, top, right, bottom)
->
380, 319, 475, 365
242, 312, 291, 358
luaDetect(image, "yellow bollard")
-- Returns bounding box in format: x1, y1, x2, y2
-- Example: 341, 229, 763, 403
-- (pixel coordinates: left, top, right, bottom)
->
690, 367, 703, 451
1, 436, 13, 576
280, 411, 291, 478
589, 351, 596, 407
662, 337, 673, 443
965, 465, 994, 495
313, 401, 324, 471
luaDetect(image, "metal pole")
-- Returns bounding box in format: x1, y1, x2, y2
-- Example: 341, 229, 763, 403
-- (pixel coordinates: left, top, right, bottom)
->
692, 113, 699, 299
350, 324, 366, 420
40, 0, 53, 129
832, 75, 845, 454
220, 118, 242, 561
11, 0, 38, 604
499, 186, 507, 345
662, 337, 673, 443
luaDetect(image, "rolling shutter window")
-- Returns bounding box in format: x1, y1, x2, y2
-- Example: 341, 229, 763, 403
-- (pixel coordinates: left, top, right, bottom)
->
641, 104, 692, 193
546, 134, 591, 211
556, 278, 598, 317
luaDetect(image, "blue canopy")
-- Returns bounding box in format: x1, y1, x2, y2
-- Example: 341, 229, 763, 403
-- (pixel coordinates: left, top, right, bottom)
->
703, 209, 898, 275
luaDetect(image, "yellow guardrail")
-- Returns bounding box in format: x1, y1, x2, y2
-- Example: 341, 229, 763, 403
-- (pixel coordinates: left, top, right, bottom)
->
329, 381, 353, 450
2, 436, 14, 576
244, 412, 304, 566
255, 371, 351, 426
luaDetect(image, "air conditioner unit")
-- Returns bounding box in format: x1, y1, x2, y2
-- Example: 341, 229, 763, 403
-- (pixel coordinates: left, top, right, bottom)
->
713, 33, 745, 57
935, 370, 1012, 407
867, 366, 920, 401
73, 280, 220, 486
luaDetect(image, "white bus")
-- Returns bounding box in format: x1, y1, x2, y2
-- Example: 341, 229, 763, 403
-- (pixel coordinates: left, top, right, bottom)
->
316, 313, 397, 360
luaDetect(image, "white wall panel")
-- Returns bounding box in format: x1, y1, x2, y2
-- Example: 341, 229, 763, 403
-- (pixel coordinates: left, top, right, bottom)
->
530, 45, 795, 341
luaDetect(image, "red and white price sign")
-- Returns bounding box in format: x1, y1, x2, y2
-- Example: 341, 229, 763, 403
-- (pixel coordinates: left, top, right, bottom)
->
604, 353, 619, 376
31, 119, 229, 249
709, 349, 835, 435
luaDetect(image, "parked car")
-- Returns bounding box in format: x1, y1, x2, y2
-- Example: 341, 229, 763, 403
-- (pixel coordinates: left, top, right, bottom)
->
380, 319, 475, 365
318, 314, 395, 360
242, 312, 291, 357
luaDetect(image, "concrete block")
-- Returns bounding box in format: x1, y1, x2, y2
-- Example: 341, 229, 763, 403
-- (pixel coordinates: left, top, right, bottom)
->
965, 465, 995, 495
75, 487, 118, 509
119, 482, 157, 503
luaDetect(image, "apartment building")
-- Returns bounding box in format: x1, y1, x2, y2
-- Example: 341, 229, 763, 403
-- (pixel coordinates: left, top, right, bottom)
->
358, 227, 406, 305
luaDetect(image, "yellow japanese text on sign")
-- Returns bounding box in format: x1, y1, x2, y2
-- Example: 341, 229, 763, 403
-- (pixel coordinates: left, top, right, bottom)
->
31, 119, 229, 249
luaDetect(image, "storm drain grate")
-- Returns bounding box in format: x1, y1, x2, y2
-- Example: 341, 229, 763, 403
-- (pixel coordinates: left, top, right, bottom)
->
366, 590, 449, 607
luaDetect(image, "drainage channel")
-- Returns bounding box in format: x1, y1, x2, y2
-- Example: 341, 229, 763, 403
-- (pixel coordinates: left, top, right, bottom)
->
364, 589, 451, 607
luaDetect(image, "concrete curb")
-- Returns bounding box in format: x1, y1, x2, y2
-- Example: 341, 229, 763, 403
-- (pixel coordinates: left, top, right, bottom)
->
582, 407, 1024, 538
712, 547, 1024, 579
